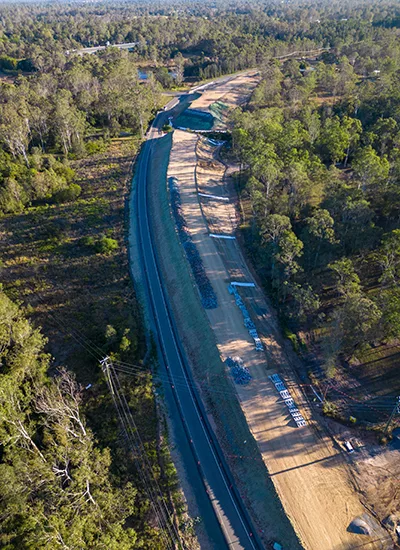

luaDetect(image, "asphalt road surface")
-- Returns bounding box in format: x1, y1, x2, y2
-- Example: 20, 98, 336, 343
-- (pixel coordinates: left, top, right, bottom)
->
135, 90, 262, 550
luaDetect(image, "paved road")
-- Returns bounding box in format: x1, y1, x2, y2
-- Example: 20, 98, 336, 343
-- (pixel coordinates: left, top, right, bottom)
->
135, 89, 262, 549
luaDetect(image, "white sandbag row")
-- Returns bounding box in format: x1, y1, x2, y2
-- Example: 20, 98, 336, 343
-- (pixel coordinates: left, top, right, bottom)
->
269, 373, 307, 428
228, 284, 264, 351
198, 192, 229, 202
209, 233, 236, 240
207, 138, 225, 146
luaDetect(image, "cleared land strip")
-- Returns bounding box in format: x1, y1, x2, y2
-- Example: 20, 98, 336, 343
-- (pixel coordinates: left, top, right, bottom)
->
168, 128, 389, 550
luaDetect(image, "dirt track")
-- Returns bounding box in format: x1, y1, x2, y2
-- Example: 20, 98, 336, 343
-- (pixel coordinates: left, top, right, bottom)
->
167, 128, 392, 550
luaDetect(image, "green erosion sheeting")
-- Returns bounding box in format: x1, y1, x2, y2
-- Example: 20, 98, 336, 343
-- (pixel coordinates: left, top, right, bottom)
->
174, 108, 214, 131
209, 100, 229, 122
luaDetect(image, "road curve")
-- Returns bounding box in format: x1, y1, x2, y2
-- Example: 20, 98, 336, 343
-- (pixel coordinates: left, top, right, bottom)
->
135, 100, 262, 549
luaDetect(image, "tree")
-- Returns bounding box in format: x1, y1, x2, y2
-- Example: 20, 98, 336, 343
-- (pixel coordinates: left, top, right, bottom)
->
247, 176, 267, 218
318, 116, 350, 165
261, 214, 291, 246
300, 106, 321, 144
335, 56, 357, 96
378, 287, 400, 340
316, 62, 337, 93
251, 61, 282, 107
275, 230, 303, 280
131, 83, 154, 139
174, 52, 185, 86
0, 177, 28, 213
372, 117, 397, 156
304, 209, 336, 268
52, 90, 86, 155
340, 197, 376, 252
342, 116, 362, 167
338, 295, 382, 355
36, 367, 88, 440
287, 282, 320, 324
0, 102, 30, 165
328, 258, 361, 297
352, 145, 390, 192
248, 142, 282, 212
323, 293, 381, 361
283, 159, 312, 217
376, 229, 400, 286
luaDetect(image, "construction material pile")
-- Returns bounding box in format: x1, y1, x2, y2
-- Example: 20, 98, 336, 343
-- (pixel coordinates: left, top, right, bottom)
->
225, 356, 252, 385
169, 177, 218, 309
228, 284, 264, 351
269, 373, 307, 428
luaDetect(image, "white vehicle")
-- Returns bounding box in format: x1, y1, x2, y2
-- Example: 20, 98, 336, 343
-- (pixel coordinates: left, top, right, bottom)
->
344, 440, 354, 453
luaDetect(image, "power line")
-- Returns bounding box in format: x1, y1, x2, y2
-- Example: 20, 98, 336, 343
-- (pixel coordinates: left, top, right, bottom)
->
101, 357, 181, 550
26, 281, 400, 409
24, 286, 181, 547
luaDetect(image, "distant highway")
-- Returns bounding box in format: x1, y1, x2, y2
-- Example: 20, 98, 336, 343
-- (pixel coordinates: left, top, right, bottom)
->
67, 42, 139, 55
134, 80, 263, 549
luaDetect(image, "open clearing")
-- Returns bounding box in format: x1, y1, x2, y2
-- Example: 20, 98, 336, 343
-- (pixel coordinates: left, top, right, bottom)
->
164, 124, 393, 550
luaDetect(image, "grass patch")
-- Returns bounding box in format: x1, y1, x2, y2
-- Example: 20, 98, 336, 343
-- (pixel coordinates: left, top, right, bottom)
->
0, 136, 147, 413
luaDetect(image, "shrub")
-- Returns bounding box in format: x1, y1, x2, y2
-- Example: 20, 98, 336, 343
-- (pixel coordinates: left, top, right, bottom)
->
53, 184, 82, 203
284, 326, 300, 353
95, 236, 118, 255
162, 123, 173, 133
322, 400, 338, 417
86, 138, 109, 155
0, 55, 18, 71
80, 236, 96, 248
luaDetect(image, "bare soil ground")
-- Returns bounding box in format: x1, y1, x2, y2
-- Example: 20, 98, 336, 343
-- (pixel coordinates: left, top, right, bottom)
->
190, 72, 260, 123
166, 129, 393, 550
325, 419, 400, 535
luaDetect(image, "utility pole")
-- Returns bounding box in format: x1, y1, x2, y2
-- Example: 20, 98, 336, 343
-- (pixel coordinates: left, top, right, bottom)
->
383, 396, 400, 437
100, 356, 114, 394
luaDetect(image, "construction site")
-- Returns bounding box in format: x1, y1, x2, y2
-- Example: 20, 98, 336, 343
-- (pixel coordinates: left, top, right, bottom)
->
149, 73, 399, 549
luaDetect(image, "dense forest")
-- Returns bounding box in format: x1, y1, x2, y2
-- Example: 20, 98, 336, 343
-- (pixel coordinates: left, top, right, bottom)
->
1, 0, 400, 546
1, 0, 400, 217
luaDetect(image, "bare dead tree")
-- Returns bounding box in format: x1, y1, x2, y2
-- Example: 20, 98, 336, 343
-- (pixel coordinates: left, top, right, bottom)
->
36, 368, 87, 442
52, 455, 72, 486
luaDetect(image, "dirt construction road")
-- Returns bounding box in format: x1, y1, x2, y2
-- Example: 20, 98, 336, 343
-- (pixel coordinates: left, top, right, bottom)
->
167, 128, 392, 550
